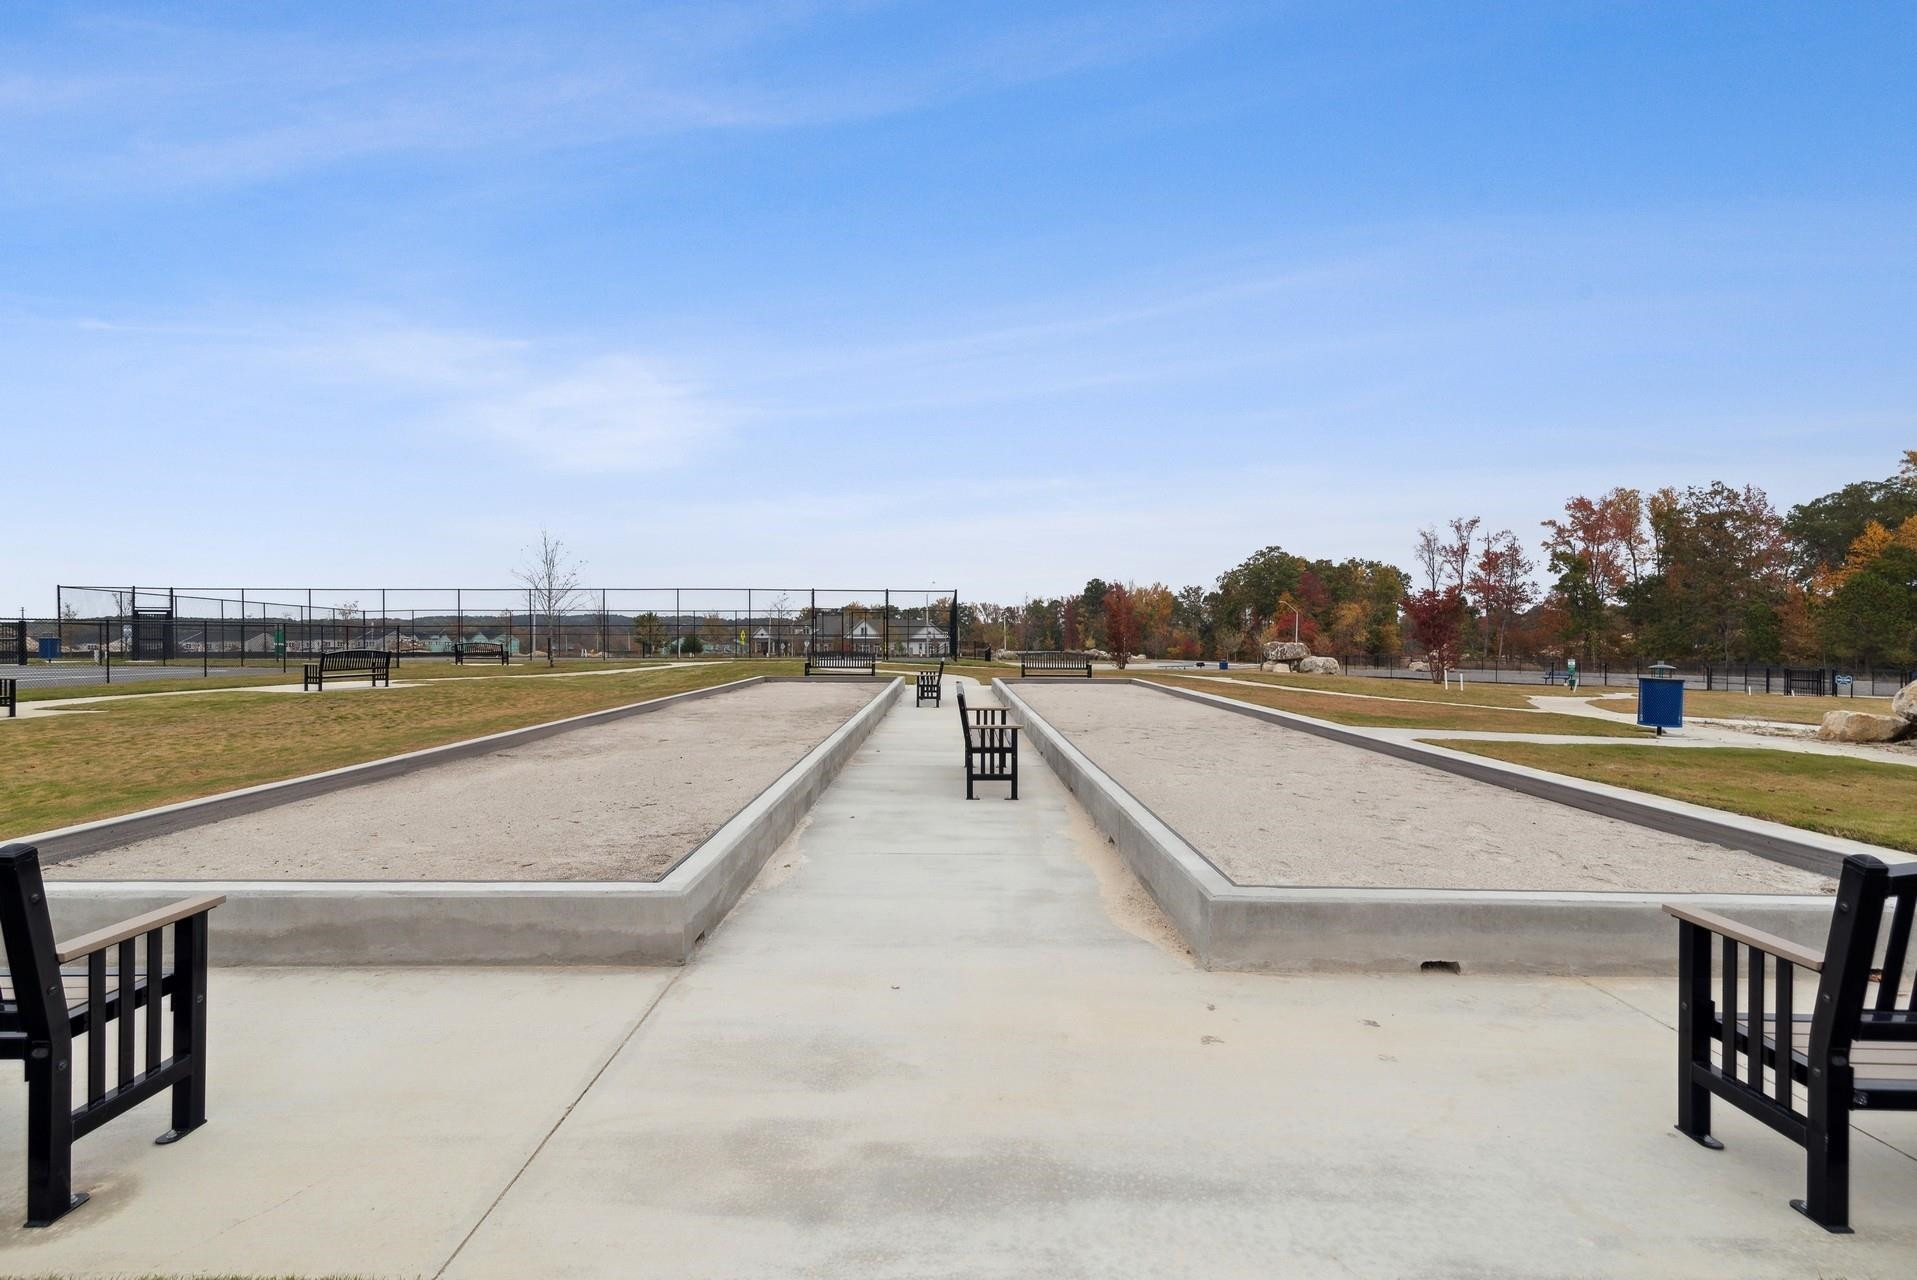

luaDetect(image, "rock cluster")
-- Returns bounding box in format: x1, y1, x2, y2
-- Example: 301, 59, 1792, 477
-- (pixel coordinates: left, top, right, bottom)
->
1816, 710, 1913, 744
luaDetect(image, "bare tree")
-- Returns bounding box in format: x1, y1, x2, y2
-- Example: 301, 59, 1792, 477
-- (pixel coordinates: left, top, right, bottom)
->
766, 592, 791, 657
1413, 526, 1443, 593
1443, 517, 1481, 590
516, 529, 586, 667
335, 600, 362, 650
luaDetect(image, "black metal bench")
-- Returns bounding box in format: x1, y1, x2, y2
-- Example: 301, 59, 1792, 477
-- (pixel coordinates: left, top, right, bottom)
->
916, 662, 944, 708
955, 687, 1017, 800
302, 647, 392, 691
452, 641, 508, 666
1666, 852, 1917, 1232
804, 653, 876, 677
1, 677, 13, 719
1020, 651, 1092, 678
1, 843, 224, 1226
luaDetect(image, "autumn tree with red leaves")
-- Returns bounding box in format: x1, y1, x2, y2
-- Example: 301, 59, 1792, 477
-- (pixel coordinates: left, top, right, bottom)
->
1403, 586, 1467, 682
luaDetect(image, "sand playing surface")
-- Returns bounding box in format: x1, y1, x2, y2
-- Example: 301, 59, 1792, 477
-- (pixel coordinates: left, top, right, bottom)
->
53, 681, 881, 881
1015, 682, 1832, 893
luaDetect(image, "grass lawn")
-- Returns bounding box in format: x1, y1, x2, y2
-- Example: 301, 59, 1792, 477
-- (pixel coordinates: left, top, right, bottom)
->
0, 660, 805, 837
1433, 741, 1917, 852
1142, 676, 1650, 736
1157, 668, 1598, 708
1590, 688, 1896, 726
15, 657, 682, 702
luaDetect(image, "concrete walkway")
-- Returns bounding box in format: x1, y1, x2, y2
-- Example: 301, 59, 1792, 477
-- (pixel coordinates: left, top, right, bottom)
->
5, 680, 1916, 1276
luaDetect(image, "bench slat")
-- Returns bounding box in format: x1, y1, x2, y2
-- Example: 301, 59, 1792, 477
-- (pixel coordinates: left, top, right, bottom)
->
1662, 904, 1825, 973
56, 894, 226, 963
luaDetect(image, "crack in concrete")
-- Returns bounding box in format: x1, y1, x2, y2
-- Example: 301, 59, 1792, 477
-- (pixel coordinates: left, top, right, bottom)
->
431, 967, 689, 1279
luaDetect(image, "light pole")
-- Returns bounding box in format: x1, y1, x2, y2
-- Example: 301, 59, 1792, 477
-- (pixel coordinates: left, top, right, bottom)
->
1280, 601, 1302, 642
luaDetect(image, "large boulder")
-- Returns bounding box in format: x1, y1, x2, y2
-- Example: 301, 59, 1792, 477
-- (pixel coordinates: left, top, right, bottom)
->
1894, 679, 1917, 724
1264, 641, 1311, 663
1295, 656, 1342, 676
1816, 710, 1915, 744
1260, 660, 1292, 673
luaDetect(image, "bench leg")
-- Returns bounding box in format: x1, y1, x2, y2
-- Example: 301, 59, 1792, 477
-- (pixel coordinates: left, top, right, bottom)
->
24, 1043, 85, 1226
1794, 1072, 1853, 1232
1674, 920, 1721, 1148
160, 914, 209, 1143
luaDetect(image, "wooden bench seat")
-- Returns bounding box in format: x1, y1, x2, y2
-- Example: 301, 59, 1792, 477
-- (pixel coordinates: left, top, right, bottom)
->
451, 641, 508, 666
805, 653, 876, 677
1, 843, 224, 1226
1666, 854, 1917, 1232
1019, 652, 1092, 678
955, 686, 1017, 800
302, 647, 392, 691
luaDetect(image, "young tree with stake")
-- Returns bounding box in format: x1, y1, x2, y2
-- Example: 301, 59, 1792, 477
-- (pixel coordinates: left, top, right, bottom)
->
516, 529, 586, 668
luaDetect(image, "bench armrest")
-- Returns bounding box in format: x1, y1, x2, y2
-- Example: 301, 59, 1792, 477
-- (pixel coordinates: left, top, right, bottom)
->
1663, 903, 1824, 973
57, 894, 227, 963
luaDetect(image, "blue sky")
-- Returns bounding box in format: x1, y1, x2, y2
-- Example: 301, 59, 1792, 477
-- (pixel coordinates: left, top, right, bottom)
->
3, 2, 1912, 612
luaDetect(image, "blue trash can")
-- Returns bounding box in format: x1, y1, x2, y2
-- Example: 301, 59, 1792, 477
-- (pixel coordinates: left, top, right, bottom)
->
36, 637, 60, 662
1637, 662, 1684, 733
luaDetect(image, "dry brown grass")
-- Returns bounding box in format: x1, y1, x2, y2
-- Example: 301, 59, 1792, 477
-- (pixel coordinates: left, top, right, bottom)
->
0, 661, 804, 837
1438, 741, 1917, 852
1140, 676, 1649, 736
1590, 688, 1896, 726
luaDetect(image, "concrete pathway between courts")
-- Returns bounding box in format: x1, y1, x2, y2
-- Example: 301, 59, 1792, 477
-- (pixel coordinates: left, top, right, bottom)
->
4, 679, 1915, 1278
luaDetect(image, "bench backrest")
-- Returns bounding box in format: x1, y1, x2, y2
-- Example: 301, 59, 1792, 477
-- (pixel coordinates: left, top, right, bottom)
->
1021, 651, 1092, 675
810, 653, 869, 666
458, 642, 502, 655
0, 844, 63, 1043
320, 648, 390, 672
1817, 855, 1917, 1054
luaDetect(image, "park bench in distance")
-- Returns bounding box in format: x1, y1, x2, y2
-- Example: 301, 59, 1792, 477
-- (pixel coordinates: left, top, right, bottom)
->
804, 652, 876, 677
302, 647, 392, 691
916, 661, 944, 708
451, 641, 508, 666
0, 843, 224, 1226
1666, 852, 1917, 1232
1, 676, 13, 718
955, 686, 1018, 800
1020, 651, 1093, 678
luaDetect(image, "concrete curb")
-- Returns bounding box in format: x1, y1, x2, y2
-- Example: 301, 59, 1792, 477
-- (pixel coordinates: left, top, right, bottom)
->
43, 678, 903, 964
996, 678, 1840, 975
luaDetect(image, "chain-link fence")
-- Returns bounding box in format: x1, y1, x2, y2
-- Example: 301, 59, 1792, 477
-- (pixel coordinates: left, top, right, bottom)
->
6, 586, 959, 695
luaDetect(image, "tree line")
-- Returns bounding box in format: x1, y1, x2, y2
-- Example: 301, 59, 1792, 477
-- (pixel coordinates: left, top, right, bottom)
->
963, 452, 1917, 674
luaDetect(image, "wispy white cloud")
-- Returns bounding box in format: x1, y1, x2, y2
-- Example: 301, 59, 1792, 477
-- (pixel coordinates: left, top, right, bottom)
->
1, 3, 1242, 193
2, 308, 735, 475
279, 322, 737, 472
461, 354, 729, 472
